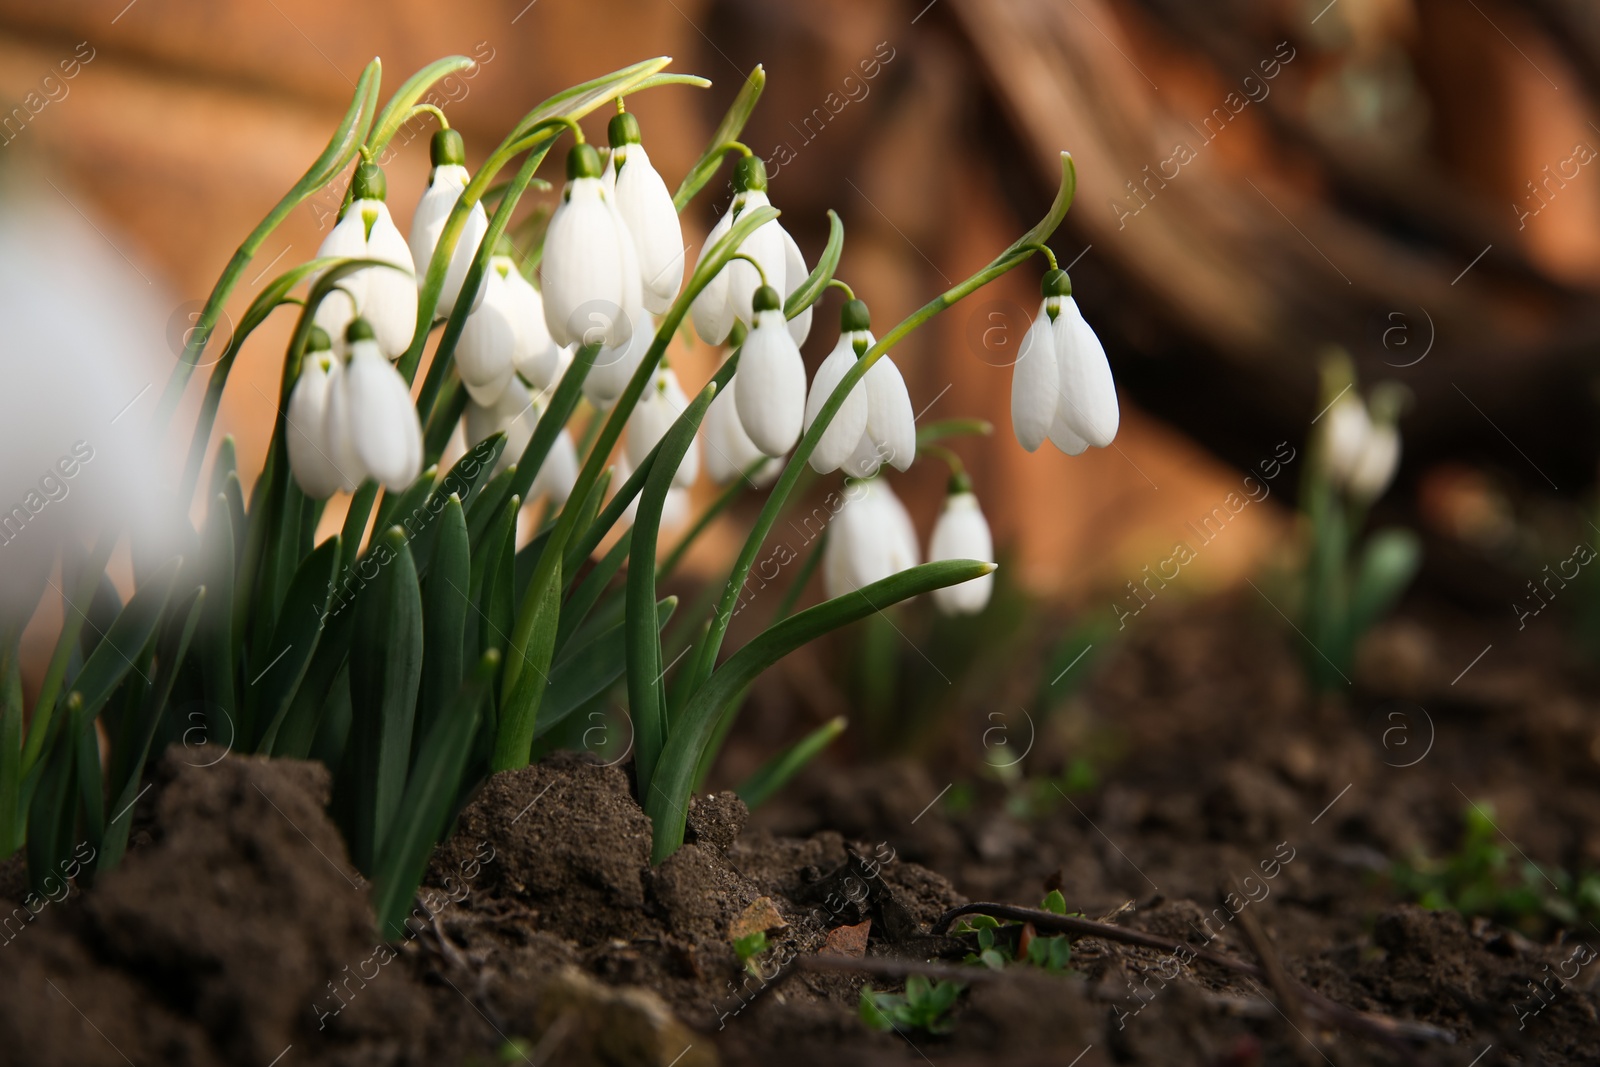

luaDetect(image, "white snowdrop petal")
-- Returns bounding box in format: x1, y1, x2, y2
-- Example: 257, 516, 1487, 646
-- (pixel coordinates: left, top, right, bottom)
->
780, 227, 812, 347
322, 357, 367, 492
612, 143, 685, 316
585, 308, 653, 407
1011, 301, 1059, 452
1349, 423, 1400, 501
345, 340, 423, 489
456, 268, 517, 406
286, 356, 344, 499
878, 481, 921, 575
734, 310, 807, 457
409, 165, 489, 317
803, 335, 870, 473
360, 204, 420, 359
1051, 297, 1118, 448
690, 208, 736, 345
704, 377, 780, 485
863, 356, 916, 472
929, 492, 995, 615
505, 270, 561, 389
661, 487, 692, 531
726, 198, 785, 331
1047, 408, 1092, 456
839, 432, 884, 480
312, 288, 358, 359
540, 179, 628, 349
1323, 397, 1371, 486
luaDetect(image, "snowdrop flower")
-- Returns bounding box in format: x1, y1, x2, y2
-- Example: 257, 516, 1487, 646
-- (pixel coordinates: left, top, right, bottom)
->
625, 364, 698, 488
584, 307, 654, 408
506, 267, 563, 391
704, 374, 781, 486
823, 476, 920, 600
690, 155, 810, 347
540, 143, 641, 350
408, 128, 490, 319
735, 285, 808, 457
1321, 394, 1371, 486
322, 318, 423, 492
803, 300, 873, 473
313, 162, 418, 360
1348, 421, 1400, 502
605, 111, 684, 316
928, 477, 995, 615
463, 377, 579, 503
1011, 269, 1117, 454
286, 326, 347, 499
833, 302, 915, 479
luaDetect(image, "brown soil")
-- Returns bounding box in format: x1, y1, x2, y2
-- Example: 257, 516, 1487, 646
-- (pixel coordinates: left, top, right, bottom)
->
3, 595, 1598, 1066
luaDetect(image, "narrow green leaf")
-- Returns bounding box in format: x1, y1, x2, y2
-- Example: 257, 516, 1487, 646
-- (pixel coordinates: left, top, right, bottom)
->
67, 558, 182, 722
555, 528, 631, 654
408, 433, 505, 572
466, 463, 521, 551
196, 494, 237, 738
251, 536, 342, 753
783, 209, 843, 319
98, 587, 205, 874
541, 597, 676, 743
26, 702, 78, 896
649, 559, 995, 862
0, 633, 23, 857
493, 554, 561, 771
269, 598, 355, 760
737, 715, 846, 809
1348, 528, 1421, 639
675, 65, 765, 211
366, 55, 478, 157
628, 381, 717, 795
372, 650, 496, 941
340, 528, 424, 874
415, 496, 470, 763
372, 465, 440, 548
628, 72, 712, 93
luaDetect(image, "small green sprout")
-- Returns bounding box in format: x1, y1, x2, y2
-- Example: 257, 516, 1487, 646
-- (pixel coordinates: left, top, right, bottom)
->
1392, 802, 1600, 934
859, 975, 965, 1035
954, 892, 1075, 973
732, 930, 769, 976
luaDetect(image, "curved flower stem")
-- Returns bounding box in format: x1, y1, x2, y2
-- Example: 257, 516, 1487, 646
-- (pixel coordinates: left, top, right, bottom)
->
729, 251, 769, 288
919, 442, 967, 480
1017, 242, 1058, 270
826, 278, 856, 302
408, 103, 450, 130
717, 140, 754, 158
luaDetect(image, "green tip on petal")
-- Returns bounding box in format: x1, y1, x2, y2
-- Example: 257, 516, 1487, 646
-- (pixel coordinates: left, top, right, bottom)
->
351, 161, 387, 203
840, 298, 871, 334
1041, 269, 1072, 298
608, 110, 642, 148
345, 317, 377, 344
733, 153, 768, 193
752, 285, 781, 313
306, 325, 333, 352
430, 128, 466, 167
567, 143, 604, 181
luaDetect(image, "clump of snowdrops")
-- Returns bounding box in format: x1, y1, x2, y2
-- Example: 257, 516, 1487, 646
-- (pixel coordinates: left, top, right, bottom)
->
0, 55, 1113, 937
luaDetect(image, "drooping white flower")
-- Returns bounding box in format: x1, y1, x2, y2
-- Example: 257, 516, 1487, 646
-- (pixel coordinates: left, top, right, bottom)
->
704, 374, 781, 486
584, 307, 654, 408
505, 266, 563, 391
1322, 394, 1371, 486
325, 318, 423, 491
408, 128, 490, 319
823, 476, 920, 600
605, 112, 684, 316
690, 155, 810, 346
837, 308, 915, 479
1010, 270, 1117, 454
530, 419, 580, 506
734, 285, 808, 457
1011, 301, 1060, 452
1348, 421, 1400, 502
929, 482, 995, 615
540, 143, 641, 350
625, 364, 698, 488
286, 326, 348, 499
803, 300, 873, 473
455, 254, 519, 406
312, 163, 418, 359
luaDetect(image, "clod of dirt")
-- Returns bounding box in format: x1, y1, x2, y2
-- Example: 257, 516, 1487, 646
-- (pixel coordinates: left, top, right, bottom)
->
0, 749, 427, 1067
435, 751, 653, 945
687, 791, 749, 854
533, 966, 718, 1067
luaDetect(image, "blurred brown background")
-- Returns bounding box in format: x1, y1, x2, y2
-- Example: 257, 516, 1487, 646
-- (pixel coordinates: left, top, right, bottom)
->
2, 0, 1596, 611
